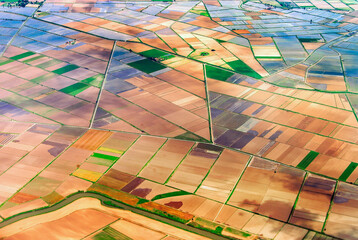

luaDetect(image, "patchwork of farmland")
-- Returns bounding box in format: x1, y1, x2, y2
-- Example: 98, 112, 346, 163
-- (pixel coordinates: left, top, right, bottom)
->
0, 0, 358, 239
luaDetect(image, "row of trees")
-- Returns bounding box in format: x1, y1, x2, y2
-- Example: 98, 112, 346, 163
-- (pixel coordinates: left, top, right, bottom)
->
2, 0, 42, 8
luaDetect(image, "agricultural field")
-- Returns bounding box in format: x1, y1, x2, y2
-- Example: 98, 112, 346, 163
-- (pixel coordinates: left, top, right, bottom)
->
0, 0, 357, 239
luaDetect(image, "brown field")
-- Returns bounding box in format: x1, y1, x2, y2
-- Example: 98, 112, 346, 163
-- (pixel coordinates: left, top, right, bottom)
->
228, 157, 305, 221
196, 149, 250, 202
139, 139, 194, 183
0, 197, 210, 240
112, 136, 166, 175
289, 174, 336, 231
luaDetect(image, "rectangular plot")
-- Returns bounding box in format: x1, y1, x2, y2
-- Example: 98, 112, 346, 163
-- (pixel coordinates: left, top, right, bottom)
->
112, 135, 166, 175
81, 74, 104, 87
92, 152, 119, 161
339, 162, 358, 182
36, 59, 62, 69
195, 149, 250, 202
10, 51, 35, 60
127, 59, 166, 74
275, 225, 308, 240
60, 82, 90, 96
0, 59, 14, 66
166, 143, 222, 192
156, 70, 206, 98
86, 156, 113, 167
0, 133, 17, 145
227, 60, 262, 79
228, 157, 305, 221
72, 168, 102, 182
72, 129, 113, 151
99, 132, 139, 155
23, 55, 45, 64
52, 64, 79, 74
325, 182, 358, 239
139, 139, 194, 183
289, 174, 336, 231
274, 36, 307, 64
297, 151, 319, 169
97, 169, 135, 191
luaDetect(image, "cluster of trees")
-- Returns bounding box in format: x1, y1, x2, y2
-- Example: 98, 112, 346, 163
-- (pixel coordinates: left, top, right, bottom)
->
2, 0, 42, 8
65, 39, 77, 45
277, 1, 296, 9
264, 3, 275, 10
200, 51, 209, 56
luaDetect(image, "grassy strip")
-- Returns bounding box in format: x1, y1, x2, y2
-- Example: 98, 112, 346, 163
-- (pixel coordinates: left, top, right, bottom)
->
92, 152, 119, 161
102, 200, 125, 209
188, 217, 247, 240
23, 55, 45, 64
297, 151, 319, 170
339, 162, 358, 182
10, 51, 35, 60
52, 64, 79, 75
60, 82, 90, 96
223, 227, 251, 238
0, 59, 14, 66
151, 190, 189, 201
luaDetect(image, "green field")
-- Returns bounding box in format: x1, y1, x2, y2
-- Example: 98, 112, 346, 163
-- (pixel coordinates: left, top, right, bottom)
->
206, 65, 235, 81
128, 59, 166, 74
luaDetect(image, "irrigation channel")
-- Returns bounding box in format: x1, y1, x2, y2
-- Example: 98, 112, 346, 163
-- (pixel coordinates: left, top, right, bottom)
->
0, 192, 231, 240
